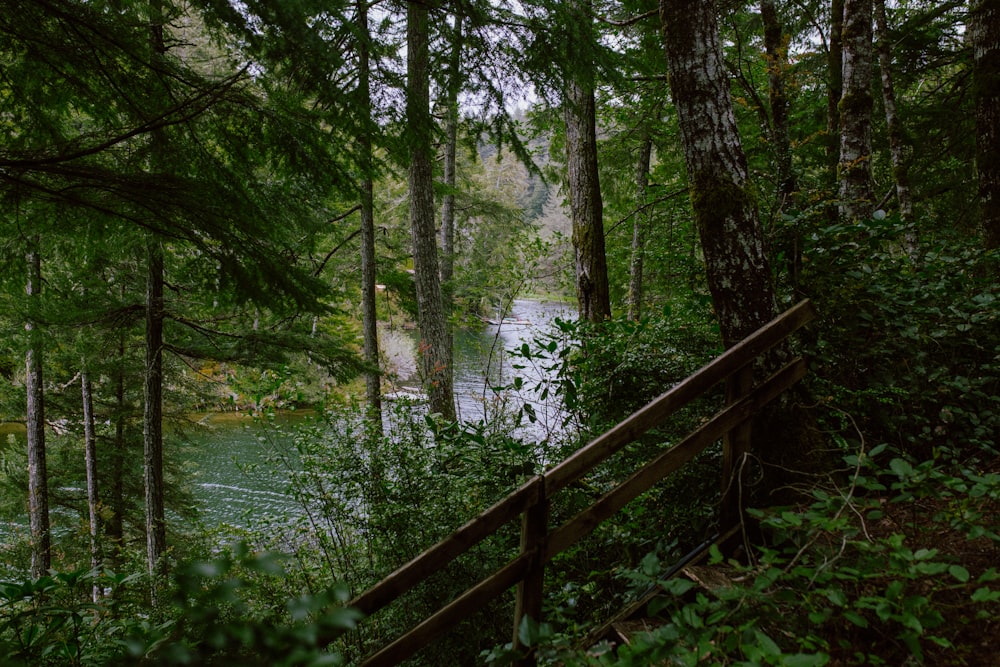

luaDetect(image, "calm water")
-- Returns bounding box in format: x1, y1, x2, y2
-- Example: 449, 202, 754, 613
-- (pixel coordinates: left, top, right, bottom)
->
188, 299, 573, 529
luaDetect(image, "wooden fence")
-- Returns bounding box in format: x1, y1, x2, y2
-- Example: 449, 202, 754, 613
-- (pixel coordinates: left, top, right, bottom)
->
345, 299, 817, 666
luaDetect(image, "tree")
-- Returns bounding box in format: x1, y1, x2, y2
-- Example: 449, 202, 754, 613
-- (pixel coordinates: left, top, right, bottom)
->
874, 0, 916, 255
407, 1, 455, 421
25, 233, 50, 579
564, 0, 612, 323
838, 0, 875, 220
357, 0, 382, 426
658, 0, 778, 349
970, 0, 1000, 249
627, 134, 652, 321
761, 0, 797, 208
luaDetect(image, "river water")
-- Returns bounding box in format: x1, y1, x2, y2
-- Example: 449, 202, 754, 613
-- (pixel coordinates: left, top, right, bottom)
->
188, 299, 573, 529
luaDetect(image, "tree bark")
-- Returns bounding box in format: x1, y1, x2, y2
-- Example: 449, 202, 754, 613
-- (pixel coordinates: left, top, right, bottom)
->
441, 13, 463, 291
565, 0, 611, 324
144, 0, 168, 594
761, 0, 797, 207
838, 0, 875, 221
874, 0, 917, 256
357, 0, 381, 426
144, 236, 167, 586
407, 0, 455, 421
627, 134, 652, 322
970, 0, 1000, 250
660, 0, 824, 508
82, 370, 100, 601
108, 333, 127, 562
828, 0, 845, 177
26, 238, 50, 579
659, 0, 778, 348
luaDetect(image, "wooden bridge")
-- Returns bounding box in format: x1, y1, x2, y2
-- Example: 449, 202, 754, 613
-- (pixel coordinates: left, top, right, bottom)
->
343, 300, 817, 665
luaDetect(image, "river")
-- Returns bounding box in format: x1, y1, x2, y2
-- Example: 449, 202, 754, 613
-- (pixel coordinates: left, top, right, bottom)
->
187, 299, 573, 530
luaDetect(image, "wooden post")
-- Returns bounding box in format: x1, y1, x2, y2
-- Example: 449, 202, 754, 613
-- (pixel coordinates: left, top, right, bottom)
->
512, 476, 547, 667
720, 364, 754, 533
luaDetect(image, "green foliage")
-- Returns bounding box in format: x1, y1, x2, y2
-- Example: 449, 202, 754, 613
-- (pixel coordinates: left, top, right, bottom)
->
796, 213, 1000, 458
0, 548, 360, 667
506, 442, 1000, 666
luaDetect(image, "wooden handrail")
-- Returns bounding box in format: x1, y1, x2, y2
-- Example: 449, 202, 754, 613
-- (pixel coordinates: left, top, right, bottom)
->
342, 300, 817, 666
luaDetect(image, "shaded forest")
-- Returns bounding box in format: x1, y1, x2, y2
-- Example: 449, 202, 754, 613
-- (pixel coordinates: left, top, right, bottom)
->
1, 0, 998, 665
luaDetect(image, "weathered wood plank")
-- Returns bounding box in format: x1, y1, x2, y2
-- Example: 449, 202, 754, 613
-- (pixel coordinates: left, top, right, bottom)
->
359, 552, 534, 667
349, 476, 542, 617
545, 358, 808, 561
544, 300, 815, 495
512, 478, 548, 666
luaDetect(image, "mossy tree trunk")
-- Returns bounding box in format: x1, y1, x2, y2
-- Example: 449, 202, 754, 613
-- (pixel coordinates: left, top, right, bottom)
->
659, 0, 778, 349
838, 0, 875, 221
565, 0, 611, 324
408, 0, 455, 422
660, 0, 824, 504
874, 0, 916, 256
971, 0, 1000, 250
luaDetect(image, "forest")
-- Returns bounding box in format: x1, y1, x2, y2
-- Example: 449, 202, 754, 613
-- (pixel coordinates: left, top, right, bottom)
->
1, 0, 998, 664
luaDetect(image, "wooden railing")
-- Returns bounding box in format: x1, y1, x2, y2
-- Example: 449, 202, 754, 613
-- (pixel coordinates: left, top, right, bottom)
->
345, 300, 817, 666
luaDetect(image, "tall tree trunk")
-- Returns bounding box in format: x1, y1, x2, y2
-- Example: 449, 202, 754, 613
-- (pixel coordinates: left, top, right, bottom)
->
660, 0, 823, 510
659, 0, 778, 348
441, 13, 463, 291
874, 0, 917, 256
407, 0, 456, 421
828, 0, 845, 177
25, 238, 50, 579
108, 333, 126, 562
144, 0, 168, 596
761, 0, 797, 206
440, 12, 463, 418
564, 0, 611, 324
627, 134, 652, 322
357, 0, 381, 426
838, 0, 875, 221
82, 370, 100, 601
144, 236, 167, 586
971, 0, 1000, 250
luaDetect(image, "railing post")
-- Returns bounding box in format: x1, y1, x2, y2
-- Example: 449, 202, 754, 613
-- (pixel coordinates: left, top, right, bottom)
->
512, 475, 547, 667
720, 364, 754, 534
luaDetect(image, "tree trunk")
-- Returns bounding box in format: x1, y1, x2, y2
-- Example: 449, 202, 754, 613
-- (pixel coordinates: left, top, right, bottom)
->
970, 0, 1000, 250
145, 0, 168, 594
627, 134, 652, 322
660, 0, 823, 509
565, 0, 611, 324
108, 333, 127, 562
828, 0, 845, 176
441, 13, 463, 291
407, 0, 456, 422
838, 0, 875, 221
659, 0, 778, 349
357, 0, 381, 426
761, 0, 797, 206
82, 370, 100, 601
874, 0, 916, 256
25, 239, 50, 579
144, 236, 167, 586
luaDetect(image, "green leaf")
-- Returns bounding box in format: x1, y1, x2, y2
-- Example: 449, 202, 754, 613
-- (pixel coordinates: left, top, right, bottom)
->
843, 610, 869, 628
949, 565, 970, 583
